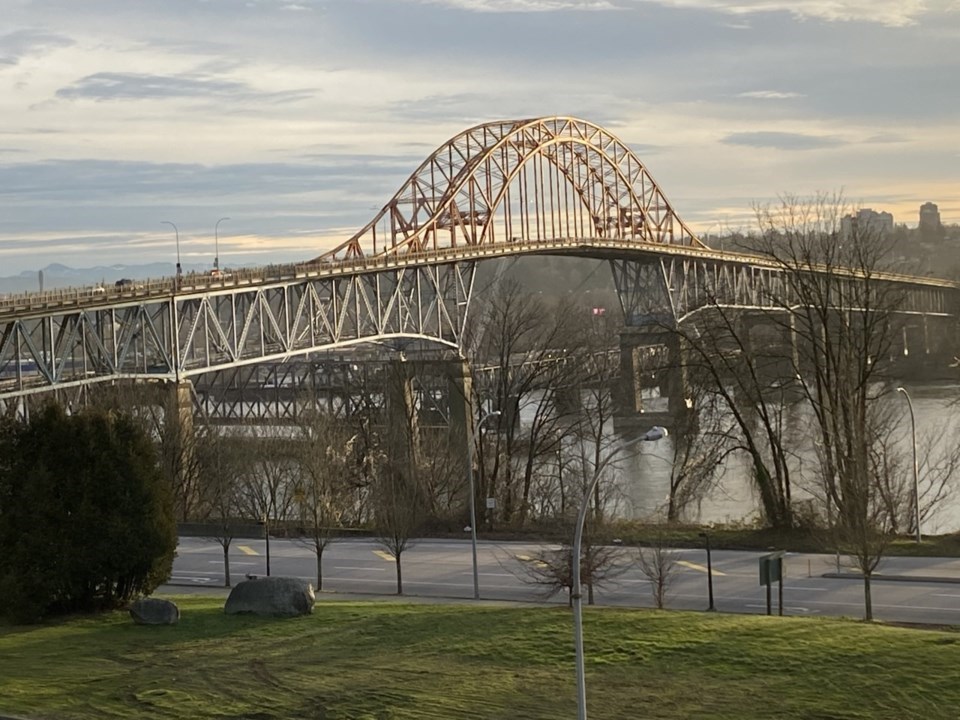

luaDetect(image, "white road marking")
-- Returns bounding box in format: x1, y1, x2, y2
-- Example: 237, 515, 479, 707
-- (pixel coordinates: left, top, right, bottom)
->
785, 587, 830, 592
333, 566, 386, 572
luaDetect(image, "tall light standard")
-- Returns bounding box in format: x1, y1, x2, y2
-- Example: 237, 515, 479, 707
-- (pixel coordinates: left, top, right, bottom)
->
161, 221, 181, 285
896, 386, 922, 543
573, 426, 667, 720
215, 217, 230, 271
466, 409, 501, 600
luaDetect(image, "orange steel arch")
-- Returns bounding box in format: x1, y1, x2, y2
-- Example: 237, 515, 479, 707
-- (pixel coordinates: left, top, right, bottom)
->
316, 116, 705, 261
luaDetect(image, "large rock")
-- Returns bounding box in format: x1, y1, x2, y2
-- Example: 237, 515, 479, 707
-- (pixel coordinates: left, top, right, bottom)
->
130, 597, 180, 625
224, 576, 315, 617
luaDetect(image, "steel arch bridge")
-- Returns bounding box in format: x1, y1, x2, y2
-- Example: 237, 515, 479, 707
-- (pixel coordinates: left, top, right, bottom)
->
0, 117, 955, 410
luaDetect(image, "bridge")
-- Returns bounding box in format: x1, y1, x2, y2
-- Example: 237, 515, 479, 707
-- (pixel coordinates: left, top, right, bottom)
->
0, 117, 954, 416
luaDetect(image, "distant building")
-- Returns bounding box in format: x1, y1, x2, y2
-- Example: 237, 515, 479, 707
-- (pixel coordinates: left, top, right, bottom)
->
919, 202, 942, 235
840, 208, 894, 238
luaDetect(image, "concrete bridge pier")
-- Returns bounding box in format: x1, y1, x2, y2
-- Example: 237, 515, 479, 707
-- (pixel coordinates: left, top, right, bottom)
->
615, 327, 688, 433
444, 359, 474, 484
555, 386, 582, 416
386, 360, 420, 474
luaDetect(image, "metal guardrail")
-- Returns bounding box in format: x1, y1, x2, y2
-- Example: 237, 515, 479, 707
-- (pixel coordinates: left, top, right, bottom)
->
1, 237, 955, 318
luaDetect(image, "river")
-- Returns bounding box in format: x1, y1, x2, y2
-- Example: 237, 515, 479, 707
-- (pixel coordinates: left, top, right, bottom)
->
616, 381, 960, 533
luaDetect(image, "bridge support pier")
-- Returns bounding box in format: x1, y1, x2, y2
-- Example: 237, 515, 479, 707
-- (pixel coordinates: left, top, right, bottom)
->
386, 360, 420, 475
446, 359, 473, 476
615, 327, 688, 432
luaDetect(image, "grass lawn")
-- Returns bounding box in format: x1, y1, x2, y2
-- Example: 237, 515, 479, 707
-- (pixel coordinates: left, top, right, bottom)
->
1, 597, 959, 719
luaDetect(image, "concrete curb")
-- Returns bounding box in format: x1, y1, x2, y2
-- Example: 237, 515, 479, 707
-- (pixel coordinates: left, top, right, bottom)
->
822, 572, 960, 584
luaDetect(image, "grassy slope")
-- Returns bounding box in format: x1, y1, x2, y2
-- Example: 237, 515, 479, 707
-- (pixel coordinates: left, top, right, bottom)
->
1, 598, 958, 720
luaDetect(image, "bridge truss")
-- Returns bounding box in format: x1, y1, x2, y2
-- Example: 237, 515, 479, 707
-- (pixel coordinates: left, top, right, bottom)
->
0, 116, 955, 415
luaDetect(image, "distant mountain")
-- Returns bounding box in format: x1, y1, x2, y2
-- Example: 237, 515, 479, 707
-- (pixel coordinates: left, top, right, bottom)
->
0, 262, 211, 295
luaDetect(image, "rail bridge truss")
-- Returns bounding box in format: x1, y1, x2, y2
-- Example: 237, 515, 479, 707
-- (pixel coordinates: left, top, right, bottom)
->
0, 117, 955, 415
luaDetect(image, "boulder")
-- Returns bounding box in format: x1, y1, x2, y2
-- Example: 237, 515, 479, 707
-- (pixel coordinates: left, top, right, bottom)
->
129, 597, 180, 625
224, 576, 315, 617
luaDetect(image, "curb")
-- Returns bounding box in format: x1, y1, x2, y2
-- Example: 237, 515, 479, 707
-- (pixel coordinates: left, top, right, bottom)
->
822, 572, 960, 584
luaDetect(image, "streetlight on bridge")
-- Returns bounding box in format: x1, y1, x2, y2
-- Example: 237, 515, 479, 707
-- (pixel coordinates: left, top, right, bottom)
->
161, 221, 181, 287
572, 425, 668, 720
215, 217, 230, 271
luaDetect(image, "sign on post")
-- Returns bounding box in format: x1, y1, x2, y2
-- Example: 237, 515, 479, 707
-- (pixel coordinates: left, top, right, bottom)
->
759, 551, 785, 616
759, 553, 783, 586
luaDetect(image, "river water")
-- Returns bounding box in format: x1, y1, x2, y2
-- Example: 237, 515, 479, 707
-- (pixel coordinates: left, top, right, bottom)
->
614, 381, 960, 533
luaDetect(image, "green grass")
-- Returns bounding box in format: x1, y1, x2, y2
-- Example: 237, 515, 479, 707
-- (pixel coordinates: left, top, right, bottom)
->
2, 598, 959, 719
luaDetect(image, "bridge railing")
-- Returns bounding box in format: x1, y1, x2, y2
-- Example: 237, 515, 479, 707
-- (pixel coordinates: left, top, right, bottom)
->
1, 237, 954, 318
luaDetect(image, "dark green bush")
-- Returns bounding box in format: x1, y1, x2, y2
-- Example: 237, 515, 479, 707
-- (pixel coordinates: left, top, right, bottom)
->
0, 404, 176, 622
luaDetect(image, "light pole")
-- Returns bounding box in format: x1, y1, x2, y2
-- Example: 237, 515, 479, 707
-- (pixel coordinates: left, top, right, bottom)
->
897, 386, 922, 543
260, 513, 272, 576
698, 531, 715, 611
215, 217, 230, 271
573, 426, 667, 720
161, 221, 181, 286
466, 409, 501, 600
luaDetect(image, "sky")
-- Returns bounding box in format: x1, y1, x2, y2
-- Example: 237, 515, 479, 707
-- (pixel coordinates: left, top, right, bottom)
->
1, 0, 958, 274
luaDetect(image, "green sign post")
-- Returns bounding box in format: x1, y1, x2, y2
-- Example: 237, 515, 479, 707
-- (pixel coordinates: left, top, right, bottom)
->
759, 551, 785, 616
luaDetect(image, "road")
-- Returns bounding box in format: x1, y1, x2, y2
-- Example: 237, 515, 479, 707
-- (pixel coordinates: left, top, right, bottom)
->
167, 537, 960, 624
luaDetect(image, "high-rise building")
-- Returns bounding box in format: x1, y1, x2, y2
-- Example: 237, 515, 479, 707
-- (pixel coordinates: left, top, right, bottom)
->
840, 208, 894, 238
919, 202, 942, 232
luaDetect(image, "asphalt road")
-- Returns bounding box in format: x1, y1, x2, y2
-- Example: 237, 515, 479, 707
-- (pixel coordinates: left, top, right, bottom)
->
167, 536, 960, 624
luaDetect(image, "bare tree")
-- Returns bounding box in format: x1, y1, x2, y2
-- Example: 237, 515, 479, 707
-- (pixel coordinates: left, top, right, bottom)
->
372, 363, 424, 595
235, 428, 299, 530
754, 193, 904, 534
674, 308, 797, 528
745, 193, 920, 618
512, 538, 629, 606
636, 535, 679, 609
567, 310, 624, 524
196, 432, 245, 587
292, 409, 356, 591
663, 369, 729, 522
372, 469, 423, 595
471, 280, 583, 528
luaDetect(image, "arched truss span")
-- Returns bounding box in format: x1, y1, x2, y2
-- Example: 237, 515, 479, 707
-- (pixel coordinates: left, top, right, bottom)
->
317, 117, 705, 261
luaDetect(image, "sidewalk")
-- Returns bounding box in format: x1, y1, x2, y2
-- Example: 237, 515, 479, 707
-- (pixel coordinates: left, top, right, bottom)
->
786, 552, 960, 584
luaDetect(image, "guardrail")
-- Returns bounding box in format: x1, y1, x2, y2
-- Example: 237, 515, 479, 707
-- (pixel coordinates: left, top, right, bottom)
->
1, 238, 955, 318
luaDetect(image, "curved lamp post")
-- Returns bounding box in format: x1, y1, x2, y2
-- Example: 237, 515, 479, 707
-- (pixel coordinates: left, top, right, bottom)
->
466, 409, 501, 599
896, 387, 921, 543
215, 217, 230, 271
161, 221, 181, 285
573, 426, 668, 720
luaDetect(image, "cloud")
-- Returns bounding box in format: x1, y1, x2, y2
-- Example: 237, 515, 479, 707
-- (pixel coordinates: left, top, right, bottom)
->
409, 0, 939, 25
413, 0, 616, 10
721, 131, 846, 150
640, 0, 935, 27
864, 133, 909, 144
0, 29, 74, 67
737, 90, 803, 100
54, 72, 314, 104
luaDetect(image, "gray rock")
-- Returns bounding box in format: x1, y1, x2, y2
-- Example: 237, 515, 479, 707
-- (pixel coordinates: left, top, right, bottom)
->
129, 597, 180, 625
224, 576, 315, 617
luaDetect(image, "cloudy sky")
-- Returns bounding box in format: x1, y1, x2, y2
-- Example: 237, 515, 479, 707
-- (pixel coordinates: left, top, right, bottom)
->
1, 0, 958, 274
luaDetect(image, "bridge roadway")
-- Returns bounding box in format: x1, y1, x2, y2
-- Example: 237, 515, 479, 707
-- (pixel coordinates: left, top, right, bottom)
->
168, 536, 960, 625
1, 237, 953, 319
1, 237, 954, 404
